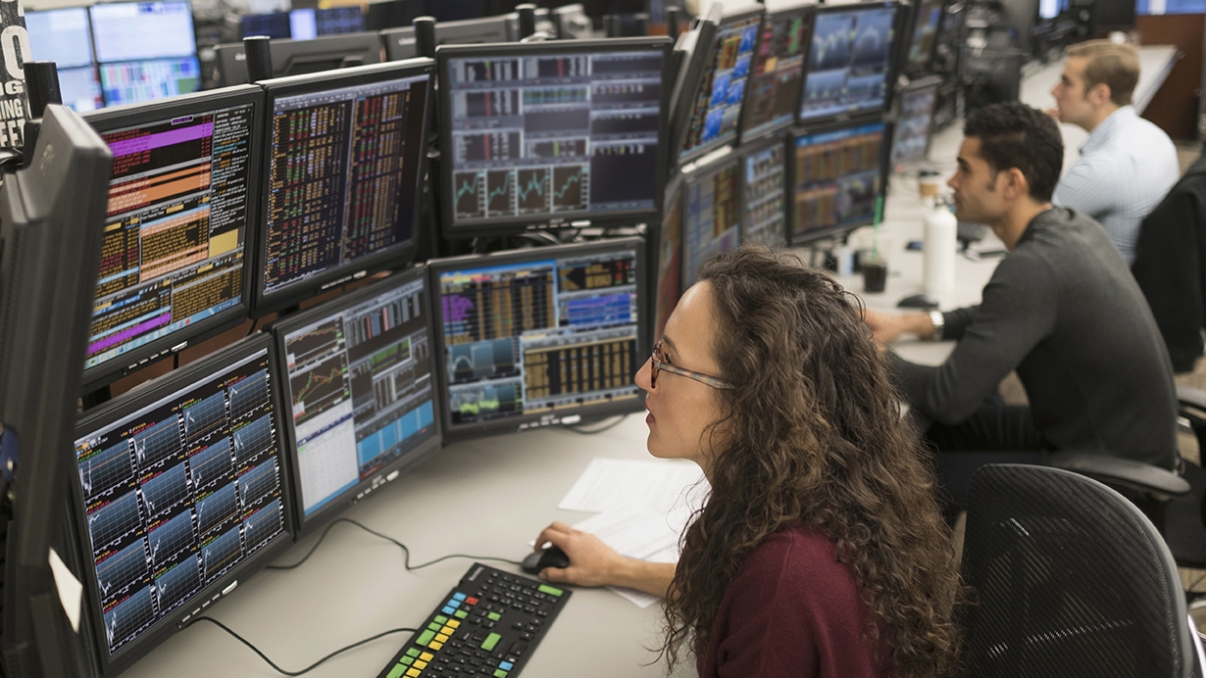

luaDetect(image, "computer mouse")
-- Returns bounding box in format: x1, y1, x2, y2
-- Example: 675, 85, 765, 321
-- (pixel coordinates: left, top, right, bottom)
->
897, 293, 940, 310
521, 545, 571, 575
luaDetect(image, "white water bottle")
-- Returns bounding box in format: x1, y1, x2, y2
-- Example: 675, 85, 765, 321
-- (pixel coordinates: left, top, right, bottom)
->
924, 197, 957, 295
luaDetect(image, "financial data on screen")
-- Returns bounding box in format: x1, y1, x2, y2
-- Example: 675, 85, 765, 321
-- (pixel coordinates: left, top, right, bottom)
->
73, 346, 285, 656
799, 5, 897, 123
679, 14, 760, 159
281, 276, 437, 518
906, 0, 945, 69
684, 157, 740, 287
86, 102, 254, 374
740, 9, 811, 140
262, 73, 428, 299
438, 248, 642, 428
742, 142, 786, 246
792, 121, 885, 237
444, 47, 664, 229
891, 85, 936, 165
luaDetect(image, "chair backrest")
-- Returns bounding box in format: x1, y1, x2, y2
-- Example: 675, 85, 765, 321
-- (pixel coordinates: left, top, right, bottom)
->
961, 464, 1192, 678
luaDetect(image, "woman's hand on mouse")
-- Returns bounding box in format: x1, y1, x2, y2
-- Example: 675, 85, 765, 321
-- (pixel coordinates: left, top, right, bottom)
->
532, 521, 627, 587
532, 521, 677, 598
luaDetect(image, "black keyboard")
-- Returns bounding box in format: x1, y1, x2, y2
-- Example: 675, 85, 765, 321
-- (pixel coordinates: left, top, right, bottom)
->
377, 563, 572, 678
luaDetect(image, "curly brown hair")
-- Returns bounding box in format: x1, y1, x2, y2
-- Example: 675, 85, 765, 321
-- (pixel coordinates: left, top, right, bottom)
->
661, 245, 962, 677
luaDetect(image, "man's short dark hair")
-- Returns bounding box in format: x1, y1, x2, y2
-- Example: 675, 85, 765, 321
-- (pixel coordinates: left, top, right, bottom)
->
963, 102, 1064, 203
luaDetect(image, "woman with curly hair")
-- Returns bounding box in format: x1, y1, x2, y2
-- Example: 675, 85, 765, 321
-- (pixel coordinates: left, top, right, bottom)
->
533, 245, 962, 678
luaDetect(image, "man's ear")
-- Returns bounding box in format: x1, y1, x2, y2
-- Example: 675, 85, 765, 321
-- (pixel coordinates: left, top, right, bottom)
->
1003, 167, 1030, 201
1088, 82, 1113, 107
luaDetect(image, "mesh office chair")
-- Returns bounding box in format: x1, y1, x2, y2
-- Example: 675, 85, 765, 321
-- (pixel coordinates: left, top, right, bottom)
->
960, 464, 1201, 678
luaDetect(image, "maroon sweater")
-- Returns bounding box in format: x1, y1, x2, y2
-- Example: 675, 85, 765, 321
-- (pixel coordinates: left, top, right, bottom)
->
696, 524, 890, 678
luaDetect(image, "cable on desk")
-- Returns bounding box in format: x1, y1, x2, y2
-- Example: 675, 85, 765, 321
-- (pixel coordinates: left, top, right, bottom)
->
566, 414, 629, 435
186, 616, 416, 676
266, 517, 523, 572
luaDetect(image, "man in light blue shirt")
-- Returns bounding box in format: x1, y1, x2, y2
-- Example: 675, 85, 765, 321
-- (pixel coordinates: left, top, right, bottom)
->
1050, 40, 1179, 264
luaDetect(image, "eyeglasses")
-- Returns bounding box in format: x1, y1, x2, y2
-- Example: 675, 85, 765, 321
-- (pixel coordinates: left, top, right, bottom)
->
650, 340, 735, 390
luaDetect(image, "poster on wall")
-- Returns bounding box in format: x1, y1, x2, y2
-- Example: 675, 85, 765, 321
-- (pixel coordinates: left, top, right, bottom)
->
0, 0, 30, 149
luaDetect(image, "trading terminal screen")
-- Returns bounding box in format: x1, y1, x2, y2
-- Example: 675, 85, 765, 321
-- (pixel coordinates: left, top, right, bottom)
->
739, 8, 812, 141
678, 13, 761, 161
72, 344, 286, 658
654, 179, 682, 341
261, 73, 429, 306
26, 8, 103, 111
86, 100, 256, 379
683, 156, 740, 288
240, 12, 291, 39
906, 0, 945, 70
280, 275, 438, 519
443, 46, 666, 232
90, 1, 200, 106
436, 245, 643, 433
742, 141, 787, 246
792, 121, 886, 238
891, 84, 937, 165
291, 7, 366, 39
799, 4, 898, 124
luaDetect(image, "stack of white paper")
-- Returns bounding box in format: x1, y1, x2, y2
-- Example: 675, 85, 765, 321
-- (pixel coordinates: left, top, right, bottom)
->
553, 459, 711, 608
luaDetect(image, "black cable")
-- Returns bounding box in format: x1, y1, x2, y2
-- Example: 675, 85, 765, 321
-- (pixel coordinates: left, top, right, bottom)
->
566, 413, 628, 435
186, 616, 416, 676
267, 517, 522, 572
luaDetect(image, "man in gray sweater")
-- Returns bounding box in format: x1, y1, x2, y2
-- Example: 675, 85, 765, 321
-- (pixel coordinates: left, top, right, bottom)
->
864, 101, 1177, 504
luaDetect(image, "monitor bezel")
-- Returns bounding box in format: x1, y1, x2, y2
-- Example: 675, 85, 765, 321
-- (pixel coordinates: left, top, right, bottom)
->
890, 74, 941, 167
737, 130, 790, 247
795, 1, 905, 128
435, 37, 674, 239
380, 15, 514, 62
80, 85, 266, 394
268, 266, 444, 538
429, 237, 648, 442
71, 333, 295, 676
251, 59, 435, 317
679, 150, 744, 290
734, 0, 816, 146
213, 32, 387, 87
787, 114, 894, 246
649, 172, 683, 344
670, 4, 766, 166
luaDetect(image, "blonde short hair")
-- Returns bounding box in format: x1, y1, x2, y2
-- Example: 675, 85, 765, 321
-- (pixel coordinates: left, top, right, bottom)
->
1066, 40, 1140, 106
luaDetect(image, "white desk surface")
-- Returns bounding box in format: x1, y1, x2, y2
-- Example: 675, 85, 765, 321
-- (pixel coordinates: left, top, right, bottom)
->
112, 45, 1180, 678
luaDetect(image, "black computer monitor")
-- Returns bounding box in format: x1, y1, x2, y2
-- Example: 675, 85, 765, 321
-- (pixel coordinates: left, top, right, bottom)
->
253, 60, 433, 316
81, 86, 265, 393
1096, 0, 1137, 31
737, 1, 814, 143
437, 38, 672, 238
798, 1, 901, 126
0, 105, 113, 678
903, 0, 946, 74
891, 77, 939, 166
682, 152, 740, 288
365, 0, 427, 31
430, 238, 647, 441
740, 134, 787, 247
271, 268, 441, 534
789, 118, 890, 244
26, 7, 104, 111
672, 4, 763, 164
240, 11, 292, 39
666, 4, 719, 156
89, 1, 200, 106
71, 335, 293, 675
652, 174, 682, 342
291, 7, 367, 39
213, 33, 385, 87
381, 15, 513, 62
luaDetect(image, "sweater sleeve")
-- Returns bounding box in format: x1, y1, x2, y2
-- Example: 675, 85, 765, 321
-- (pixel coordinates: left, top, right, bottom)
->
890, 249, 1059, 425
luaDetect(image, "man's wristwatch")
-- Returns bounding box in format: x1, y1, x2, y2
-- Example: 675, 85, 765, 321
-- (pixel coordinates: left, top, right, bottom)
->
928, 310, 945, 341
